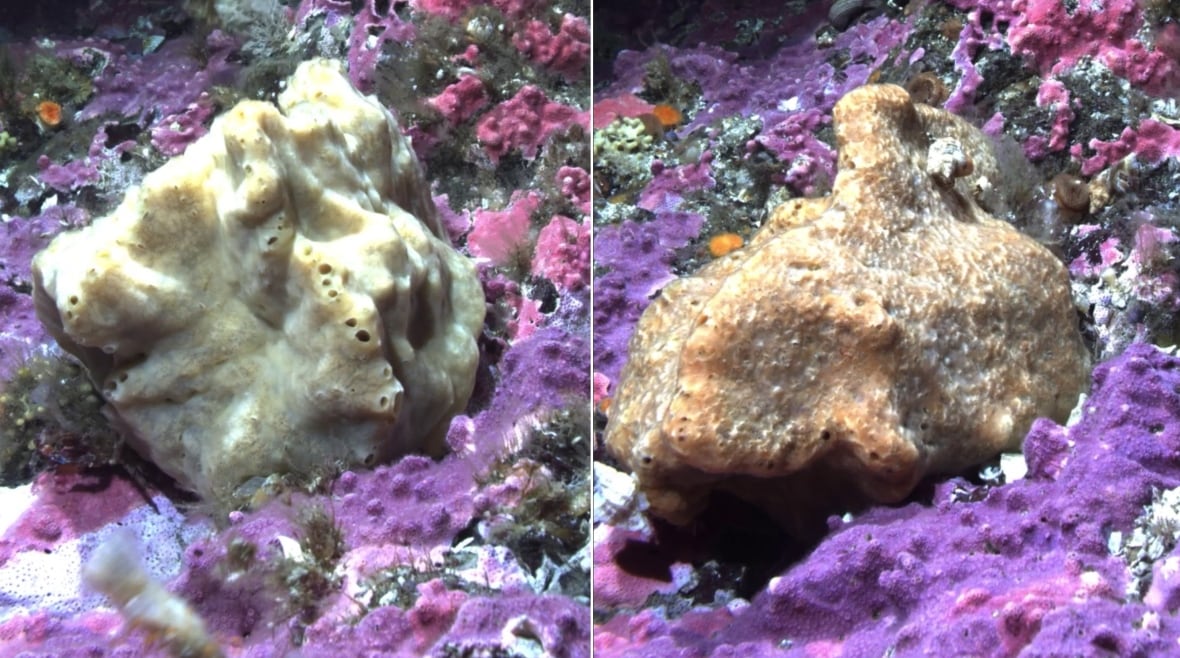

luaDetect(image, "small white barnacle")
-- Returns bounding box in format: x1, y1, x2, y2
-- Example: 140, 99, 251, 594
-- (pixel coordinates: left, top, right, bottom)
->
926, 137, 974, 185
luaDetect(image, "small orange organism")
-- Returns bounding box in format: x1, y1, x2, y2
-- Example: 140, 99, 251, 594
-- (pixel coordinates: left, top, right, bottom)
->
651, 104, 683, 129
707, 232, 744, 257
36, 100, 62, 127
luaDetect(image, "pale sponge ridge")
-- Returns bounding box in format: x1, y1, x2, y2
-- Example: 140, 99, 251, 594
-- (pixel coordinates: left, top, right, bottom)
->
32, 59, 485, 501
605, 84, 1091, 532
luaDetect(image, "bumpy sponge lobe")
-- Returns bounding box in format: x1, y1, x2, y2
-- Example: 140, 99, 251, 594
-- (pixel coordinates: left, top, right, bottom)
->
33, 59, 485, 502
606, 84, 1090, 532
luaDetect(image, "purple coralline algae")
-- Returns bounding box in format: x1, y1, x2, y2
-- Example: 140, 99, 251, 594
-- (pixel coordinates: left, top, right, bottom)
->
0, 0, 589, 654
596, 343, 1180, 656
294, 0, 415, 93
941, 0, 1180, 168
601, 14, 911, 148
0, 205, 89, 380
513, 14, 591, 81
593, 212, 703, 385
532, 214, 591, 292
468, 191, 545, 265
475, 85, 587, 163
78, 36, 238, 126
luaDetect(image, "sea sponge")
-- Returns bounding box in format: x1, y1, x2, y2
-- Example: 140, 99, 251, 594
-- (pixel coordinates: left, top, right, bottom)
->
593, 117, 656, 192
32, 59, 485, 502
605, 84, 1090, 532
593, 117, 654, 154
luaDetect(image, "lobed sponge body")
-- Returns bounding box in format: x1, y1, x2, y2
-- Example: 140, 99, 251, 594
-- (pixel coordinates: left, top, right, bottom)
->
605, 84, 1090, 531
32, 59, 485, 501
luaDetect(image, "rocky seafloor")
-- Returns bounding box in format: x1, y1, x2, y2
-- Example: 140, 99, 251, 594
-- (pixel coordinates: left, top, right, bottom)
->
0, 0, 591, 656
592, 0, 1180, 655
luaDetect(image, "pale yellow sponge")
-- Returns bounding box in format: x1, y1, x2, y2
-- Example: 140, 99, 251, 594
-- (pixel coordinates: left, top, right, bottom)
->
32, 59, 485, 502
605, 84, 1090, 532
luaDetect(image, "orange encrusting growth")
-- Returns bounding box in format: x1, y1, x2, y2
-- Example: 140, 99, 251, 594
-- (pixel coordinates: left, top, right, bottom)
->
707, 232, 744, 257
36, 100, 62, 127
651, 104, 683, 128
